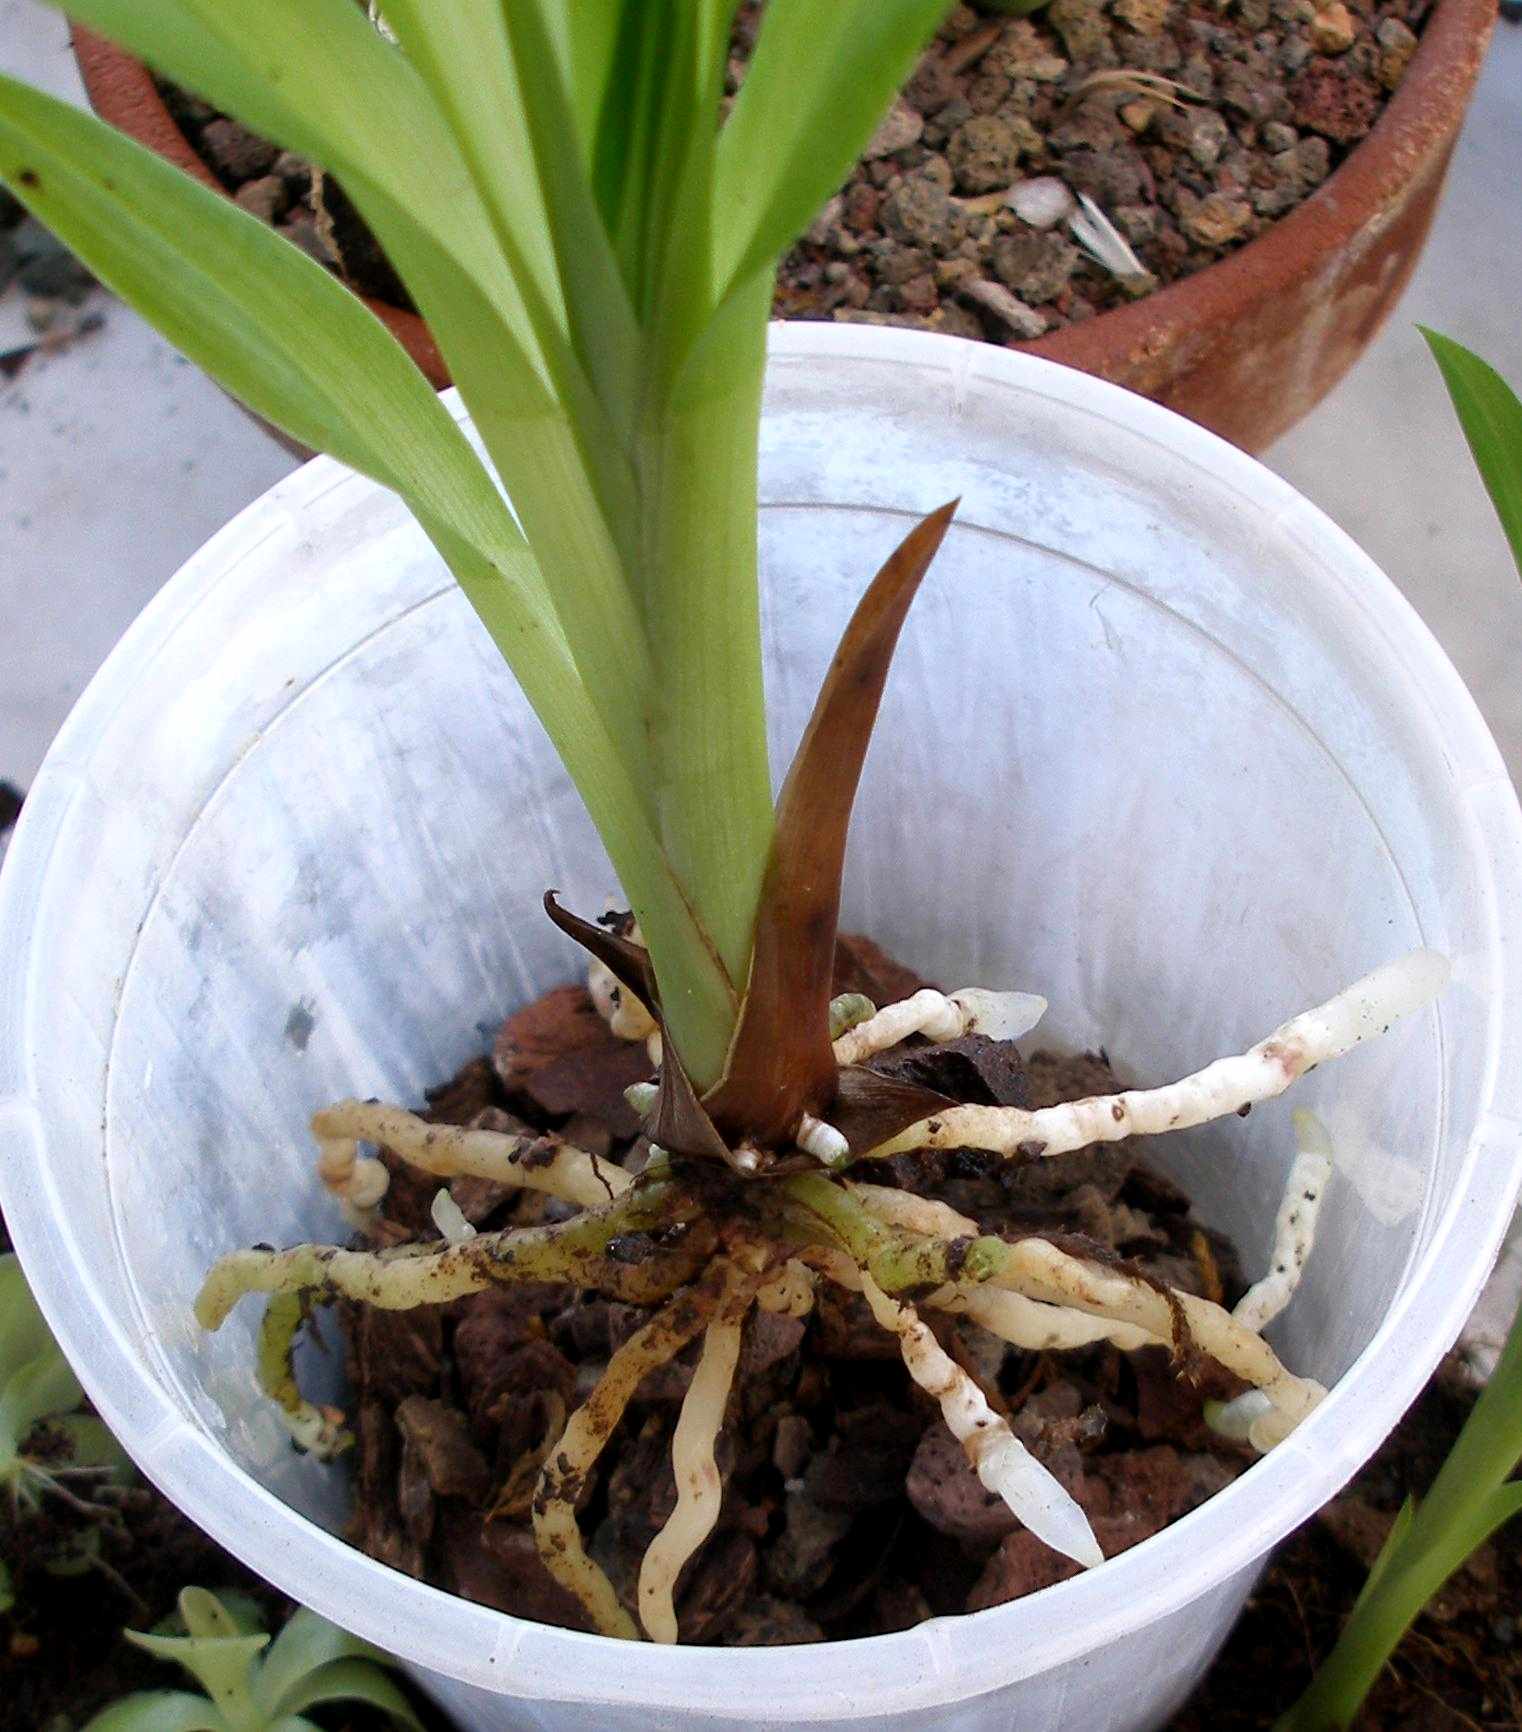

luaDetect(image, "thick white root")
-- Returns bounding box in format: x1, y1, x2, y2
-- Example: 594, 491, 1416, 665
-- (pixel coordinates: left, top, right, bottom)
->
638, 1274, 751, 1642
858, 1271, 1103, 1569
844, 1182, 1321, 1441
832, 987, 1047, 1067
313, 1099, 630, 1212
1233, 1110, 1333, 1333
863, 952, 1447, 1164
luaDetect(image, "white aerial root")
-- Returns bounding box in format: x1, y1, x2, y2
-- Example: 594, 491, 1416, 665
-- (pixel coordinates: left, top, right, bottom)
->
533, 1268, 731, 1640
638, 1272, 753, 1642
843, 1183, 1321, 1440
755, 1258, 816, 1318
588, 953, 658, 1043
796, 1114, 851, 1166
857, 1271, 1103, 1569
997, 1235, 1324, 1446
831, 986, 1047, 1068
1233, 1110, 1334, 1334
312, 1099, 630, 1213
864, 951, 1448, 1165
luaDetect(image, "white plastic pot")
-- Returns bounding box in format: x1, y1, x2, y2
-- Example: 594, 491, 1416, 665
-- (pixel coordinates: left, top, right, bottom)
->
3, 326, 1521, 1732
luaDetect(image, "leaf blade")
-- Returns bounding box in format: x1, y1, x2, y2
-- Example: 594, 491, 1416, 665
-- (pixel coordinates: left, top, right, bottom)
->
705, 503, 958, 1144
1422, 329, 1522, 579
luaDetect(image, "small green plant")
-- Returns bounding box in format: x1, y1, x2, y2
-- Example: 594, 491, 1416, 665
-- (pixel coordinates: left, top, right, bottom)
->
1273, 335, 1522, 1732
81, 1588, 425, 1731
0, 3, 1441, 1643
0, 1252, 130, 1547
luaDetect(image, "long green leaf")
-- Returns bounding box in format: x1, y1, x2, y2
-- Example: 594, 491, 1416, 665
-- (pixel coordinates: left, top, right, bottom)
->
712, 0, 947, 297
268, 1658, 424, 1728
1422, 329, 1522, 579
377, 0, 641, 445
254, 1609, 384, 1719
40, 0, 655, 751
0, 76, 483, 510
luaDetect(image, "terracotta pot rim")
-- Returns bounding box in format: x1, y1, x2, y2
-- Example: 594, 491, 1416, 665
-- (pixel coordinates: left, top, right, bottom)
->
70, 0, 1496, 386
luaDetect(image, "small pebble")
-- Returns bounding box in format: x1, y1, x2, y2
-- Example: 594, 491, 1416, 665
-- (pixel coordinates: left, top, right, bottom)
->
1375, 17, 1418, 88
960, 277, 1048, 339
234, 174, 290, 224
199, 117, 280, 182
1179, 191, 1253, 246
864, 99, 925, 160
1309, 2, 1357, 54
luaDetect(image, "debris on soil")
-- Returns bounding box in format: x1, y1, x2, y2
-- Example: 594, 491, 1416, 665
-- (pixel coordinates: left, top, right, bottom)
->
339, 934, 1256, 1644
158, 0, 1428, 345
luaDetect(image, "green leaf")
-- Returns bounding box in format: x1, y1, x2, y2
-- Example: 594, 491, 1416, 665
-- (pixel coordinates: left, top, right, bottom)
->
0, 1256, 53, 1375
0, 1558, 13, 1615
0, 1352, 82, 1447
267, 1658, 425, 1729
80, 1691, 229, 1732
1349, 1494, 1416, 1616
1421, 329, 1522, 579
127, 1589, 270, 1712
254, 1608, 384, 1719
712, 0, 949, 296
0, 76, 478, 502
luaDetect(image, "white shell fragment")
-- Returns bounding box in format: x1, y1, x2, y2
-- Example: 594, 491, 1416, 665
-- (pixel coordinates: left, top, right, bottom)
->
1005, 175, 1077, 229
1067, 192, 1146, 279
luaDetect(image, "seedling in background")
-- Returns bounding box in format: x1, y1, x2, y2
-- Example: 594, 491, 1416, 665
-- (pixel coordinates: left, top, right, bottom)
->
1275, 335, 1522, 1732
0, 2, 1444, 1641
81, 1588, 424, 1732
0, 1251, 132, 1595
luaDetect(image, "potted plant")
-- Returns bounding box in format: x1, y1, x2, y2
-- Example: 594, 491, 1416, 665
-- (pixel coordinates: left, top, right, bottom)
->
63, 0, 1499, 450
1, 6, 1519, 1732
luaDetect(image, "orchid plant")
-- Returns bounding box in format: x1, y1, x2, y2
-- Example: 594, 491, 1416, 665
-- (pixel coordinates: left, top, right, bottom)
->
0, 2, 1443, 1642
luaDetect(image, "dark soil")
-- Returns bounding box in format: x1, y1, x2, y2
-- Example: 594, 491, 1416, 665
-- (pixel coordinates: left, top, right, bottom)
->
340, 933, 1258, 1645
159, 0, 1428, 343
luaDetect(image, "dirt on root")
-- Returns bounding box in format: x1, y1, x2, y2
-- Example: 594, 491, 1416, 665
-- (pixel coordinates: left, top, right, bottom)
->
157, 0, 1428, 343
339, 932, 1258, 1646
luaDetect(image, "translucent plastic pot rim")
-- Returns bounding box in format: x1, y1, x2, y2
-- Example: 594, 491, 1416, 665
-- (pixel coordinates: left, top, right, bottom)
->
2, 324, 1521, 1722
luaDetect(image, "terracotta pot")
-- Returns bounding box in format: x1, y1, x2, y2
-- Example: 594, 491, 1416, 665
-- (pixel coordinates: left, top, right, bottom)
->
72, 0, 1496, 452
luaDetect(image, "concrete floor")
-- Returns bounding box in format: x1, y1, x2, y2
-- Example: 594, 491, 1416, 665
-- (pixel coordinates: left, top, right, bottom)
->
1, 6, 1520, 1341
